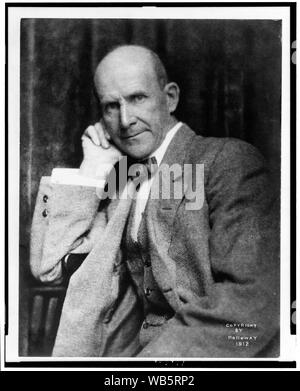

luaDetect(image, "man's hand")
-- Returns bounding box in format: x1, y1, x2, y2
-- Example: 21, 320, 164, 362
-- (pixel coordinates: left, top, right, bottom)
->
79, 121, 123, 180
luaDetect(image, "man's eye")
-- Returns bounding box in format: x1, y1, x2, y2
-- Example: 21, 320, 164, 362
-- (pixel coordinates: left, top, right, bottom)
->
105, 102, 120, 112
133, 95, 146, 103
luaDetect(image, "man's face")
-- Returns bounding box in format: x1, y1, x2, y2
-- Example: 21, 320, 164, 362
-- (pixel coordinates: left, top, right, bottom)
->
95, 55, 174, 160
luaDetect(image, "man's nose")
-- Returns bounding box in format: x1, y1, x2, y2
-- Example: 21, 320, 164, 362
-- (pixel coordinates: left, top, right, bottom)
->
120, 102, 136, 129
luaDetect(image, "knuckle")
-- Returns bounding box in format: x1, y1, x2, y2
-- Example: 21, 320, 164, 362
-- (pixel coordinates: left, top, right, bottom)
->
84, 125, 93, 135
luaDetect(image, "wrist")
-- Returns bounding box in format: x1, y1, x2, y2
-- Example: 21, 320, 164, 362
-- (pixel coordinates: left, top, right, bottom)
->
79, 158, 114, 180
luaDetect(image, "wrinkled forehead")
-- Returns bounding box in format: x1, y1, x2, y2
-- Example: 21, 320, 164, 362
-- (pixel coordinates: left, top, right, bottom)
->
94, 55, 159, 99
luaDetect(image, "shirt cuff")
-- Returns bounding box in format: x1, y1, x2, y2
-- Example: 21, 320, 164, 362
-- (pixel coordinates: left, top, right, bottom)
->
51, 168, 106, 188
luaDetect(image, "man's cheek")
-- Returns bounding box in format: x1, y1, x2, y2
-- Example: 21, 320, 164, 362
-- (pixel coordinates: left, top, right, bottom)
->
104, 118, 119, 135
139, 101, 157, 116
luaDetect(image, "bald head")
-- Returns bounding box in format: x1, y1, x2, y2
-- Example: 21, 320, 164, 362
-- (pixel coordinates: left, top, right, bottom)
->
94, 45, 168, 94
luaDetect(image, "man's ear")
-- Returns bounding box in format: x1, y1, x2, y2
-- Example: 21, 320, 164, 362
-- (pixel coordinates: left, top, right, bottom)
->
164, 82, 180, 114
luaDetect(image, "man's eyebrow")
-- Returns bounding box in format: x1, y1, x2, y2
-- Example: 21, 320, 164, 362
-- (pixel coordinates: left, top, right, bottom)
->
99, 90, 148, 104
99, 95, 119, 105
126, 90, 148, 97
122, 91, 149, 101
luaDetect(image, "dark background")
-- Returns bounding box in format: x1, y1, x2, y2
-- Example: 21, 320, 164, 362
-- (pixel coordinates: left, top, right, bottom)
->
19, 19, 282, 356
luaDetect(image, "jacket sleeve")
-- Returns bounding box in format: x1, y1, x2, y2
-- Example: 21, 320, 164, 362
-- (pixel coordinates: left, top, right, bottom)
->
30, 176, 107, 284
138, 140, 280, 358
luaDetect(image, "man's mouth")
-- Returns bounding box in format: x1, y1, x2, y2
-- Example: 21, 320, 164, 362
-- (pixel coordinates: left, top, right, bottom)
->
121, 131, 146, 139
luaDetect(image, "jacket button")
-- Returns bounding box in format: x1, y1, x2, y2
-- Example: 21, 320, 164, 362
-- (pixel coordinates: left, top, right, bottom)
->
43, 195, 48, 203
103, 314, 111, 324
42, 209, 48, 217
103, 306, 115, 323
145, 287, 152, 297
142, 321, 149, 329
144, 258, 151, 267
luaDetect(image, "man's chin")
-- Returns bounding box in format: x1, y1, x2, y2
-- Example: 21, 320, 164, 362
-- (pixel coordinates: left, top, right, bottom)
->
118, 142, 154, 161
123, 148, 152, 161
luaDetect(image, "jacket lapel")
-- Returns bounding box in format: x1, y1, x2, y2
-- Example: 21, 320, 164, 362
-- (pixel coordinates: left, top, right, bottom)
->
145, 124, 197, 310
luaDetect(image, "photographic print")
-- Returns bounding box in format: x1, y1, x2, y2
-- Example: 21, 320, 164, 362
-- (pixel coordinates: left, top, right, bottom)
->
4, 3, 296, 370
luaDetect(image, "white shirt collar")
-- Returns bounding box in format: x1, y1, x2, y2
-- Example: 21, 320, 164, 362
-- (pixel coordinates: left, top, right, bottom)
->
150, 122, 182, 166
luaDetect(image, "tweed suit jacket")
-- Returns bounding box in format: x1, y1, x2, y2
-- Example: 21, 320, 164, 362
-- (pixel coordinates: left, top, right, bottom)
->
30, 124, 280, 357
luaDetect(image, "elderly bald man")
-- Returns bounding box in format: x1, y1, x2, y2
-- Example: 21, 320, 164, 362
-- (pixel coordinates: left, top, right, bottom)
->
30, 45, 279, 358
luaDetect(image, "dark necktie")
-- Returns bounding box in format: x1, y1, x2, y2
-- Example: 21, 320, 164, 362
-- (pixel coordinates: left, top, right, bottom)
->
128, 156, 158, 191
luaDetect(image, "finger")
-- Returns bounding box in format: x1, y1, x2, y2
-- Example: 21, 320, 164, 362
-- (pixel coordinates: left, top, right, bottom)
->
95, 122, 110, 149
99, 119, 111, 140
84, 125, 100, 146
81, 134, 93, 147
103, 128, 111, 141
104, 130, 111, 140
